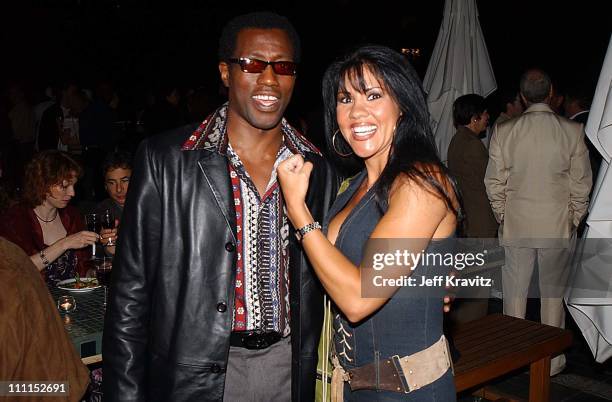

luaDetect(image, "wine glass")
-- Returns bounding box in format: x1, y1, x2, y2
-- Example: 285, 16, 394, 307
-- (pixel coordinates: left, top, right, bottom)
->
94, 256, 113, 307
85, 213, 101, 258
101, 209, 116, 246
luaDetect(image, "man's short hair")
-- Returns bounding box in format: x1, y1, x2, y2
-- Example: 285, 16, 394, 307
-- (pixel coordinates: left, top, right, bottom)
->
520, 69, 552, 104
102, 151, 133, 177
218, 11, 301, 63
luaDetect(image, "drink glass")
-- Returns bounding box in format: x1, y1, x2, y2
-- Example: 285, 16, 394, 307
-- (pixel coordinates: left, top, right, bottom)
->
85, 213, 101, 258
101, 209, 115, 246
94, 257, 113, 307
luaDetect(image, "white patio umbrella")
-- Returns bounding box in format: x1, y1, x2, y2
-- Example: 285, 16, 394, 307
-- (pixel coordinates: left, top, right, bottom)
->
423, 0, 497, 162
566, 35, 612, 363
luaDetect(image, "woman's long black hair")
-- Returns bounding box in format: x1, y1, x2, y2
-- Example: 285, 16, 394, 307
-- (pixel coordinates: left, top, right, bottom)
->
322, 45, 461, 216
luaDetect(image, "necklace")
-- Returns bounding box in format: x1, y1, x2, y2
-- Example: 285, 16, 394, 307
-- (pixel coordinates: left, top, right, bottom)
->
34, 209, 58, 223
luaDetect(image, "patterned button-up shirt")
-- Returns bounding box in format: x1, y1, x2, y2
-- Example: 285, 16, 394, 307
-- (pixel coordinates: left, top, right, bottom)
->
182, 104, 320, 336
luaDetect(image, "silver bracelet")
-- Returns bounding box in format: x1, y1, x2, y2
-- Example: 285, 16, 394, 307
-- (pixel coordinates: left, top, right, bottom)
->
40, 249, 50, 267
296, 221, 321, 241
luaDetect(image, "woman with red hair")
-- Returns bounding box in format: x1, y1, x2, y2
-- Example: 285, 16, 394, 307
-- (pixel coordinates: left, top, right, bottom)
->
0, 150, 98, 285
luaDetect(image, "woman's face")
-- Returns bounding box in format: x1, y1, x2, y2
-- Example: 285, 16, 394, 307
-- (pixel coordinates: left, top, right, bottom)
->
473, 110, 489, 134
336, 67, 401, 164
45, 173, 77, 209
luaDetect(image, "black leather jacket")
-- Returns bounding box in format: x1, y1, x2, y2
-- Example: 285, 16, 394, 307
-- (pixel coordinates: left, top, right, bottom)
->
103, 123, 338, 401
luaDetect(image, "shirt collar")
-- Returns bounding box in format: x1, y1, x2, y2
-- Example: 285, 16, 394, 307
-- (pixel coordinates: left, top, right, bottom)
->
182, 103, 321, 157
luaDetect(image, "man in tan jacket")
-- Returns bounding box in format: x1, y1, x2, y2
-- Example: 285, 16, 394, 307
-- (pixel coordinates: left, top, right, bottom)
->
485, 69, 592, 375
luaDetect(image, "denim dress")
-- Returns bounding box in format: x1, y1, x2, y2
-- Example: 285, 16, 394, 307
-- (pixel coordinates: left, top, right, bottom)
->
324, 170, 456, 401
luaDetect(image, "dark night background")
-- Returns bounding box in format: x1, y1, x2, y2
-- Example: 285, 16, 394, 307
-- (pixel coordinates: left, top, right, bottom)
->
2, 0, 611, 143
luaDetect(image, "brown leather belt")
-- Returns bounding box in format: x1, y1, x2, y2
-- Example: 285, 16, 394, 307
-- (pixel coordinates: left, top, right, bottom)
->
331, 334, 452, 399
229, 331, 282, 350
350, 334, 452, 393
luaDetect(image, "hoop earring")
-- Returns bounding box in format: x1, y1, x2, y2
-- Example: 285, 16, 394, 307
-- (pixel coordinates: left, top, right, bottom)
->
332, 129, 353, 157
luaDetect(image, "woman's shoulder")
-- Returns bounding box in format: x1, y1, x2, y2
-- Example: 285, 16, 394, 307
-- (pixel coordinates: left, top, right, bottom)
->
391, 163, 450, 193
389, 164, 459, 213
0, 204, 39, 254
1, 203, 34, 223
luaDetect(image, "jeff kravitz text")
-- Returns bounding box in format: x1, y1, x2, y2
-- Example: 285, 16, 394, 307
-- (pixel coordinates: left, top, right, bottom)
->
372, 274, 492, 288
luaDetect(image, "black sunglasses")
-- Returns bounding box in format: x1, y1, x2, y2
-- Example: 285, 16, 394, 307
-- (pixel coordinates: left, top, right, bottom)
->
228, 57, 298, 76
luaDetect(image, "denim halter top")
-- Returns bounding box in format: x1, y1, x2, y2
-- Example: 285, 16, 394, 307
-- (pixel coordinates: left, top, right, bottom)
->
323, 170, 456, 401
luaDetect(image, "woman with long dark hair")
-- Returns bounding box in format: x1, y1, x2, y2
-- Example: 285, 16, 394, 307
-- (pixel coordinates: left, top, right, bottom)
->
278, 45, 458, 401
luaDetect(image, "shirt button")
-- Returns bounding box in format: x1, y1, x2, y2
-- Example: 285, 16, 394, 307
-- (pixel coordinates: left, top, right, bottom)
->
216, 302, 227, 313
210, 364, 221, 373
225, 242, 235, 252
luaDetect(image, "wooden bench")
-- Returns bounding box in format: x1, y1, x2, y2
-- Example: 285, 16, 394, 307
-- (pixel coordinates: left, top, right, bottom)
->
453, 314, 572, 402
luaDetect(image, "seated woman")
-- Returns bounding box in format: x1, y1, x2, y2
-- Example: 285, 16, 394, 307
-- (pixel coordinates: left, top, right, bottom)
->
95, 150, 133, 255
278, 45, 459, 401
0, 150, 98, 286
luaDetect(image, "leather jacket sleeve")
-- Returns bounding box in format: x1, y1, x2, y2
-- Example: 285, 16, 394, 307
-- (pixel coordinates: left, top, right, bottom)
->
103, 138, 162, 402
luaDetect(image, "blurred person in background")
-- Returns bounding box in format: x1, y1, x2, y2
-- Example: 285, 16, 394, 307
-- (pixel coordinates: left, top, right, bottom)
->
448, 94, 496, 239
447, 94, 496, 324
79, 79, 120, 201
493, 88, 524, 127
96, 150, 132, 255
38, 81, 87, 153
485, 69, 592, 375
143, 83, 186, 136
0, 150, 97, 286
7, 81, 35, 188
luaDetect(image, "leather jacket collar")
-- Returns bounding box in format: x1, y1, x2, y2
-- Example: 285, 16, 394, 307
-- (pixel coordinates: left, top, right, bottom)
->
182, 103, 321, 157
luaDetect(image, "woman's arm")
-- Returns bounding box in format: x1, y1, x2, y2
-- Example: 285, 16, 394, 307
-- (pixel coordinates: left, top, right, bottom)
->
29, 231, 98, 271
278, 155, 454, 322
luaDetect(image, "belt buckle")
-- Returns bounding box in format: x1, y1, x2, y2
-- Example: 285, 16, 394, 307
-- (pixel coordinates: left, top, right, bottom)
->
243, 332, 280, 350
391, 355, 410, 394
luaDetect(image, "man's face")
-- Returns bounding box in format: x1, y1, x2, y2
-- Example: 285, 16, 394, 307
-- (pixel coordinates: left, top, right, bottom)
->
219, 28, 296, 131
508, 96, 524, 118
104, 167, 131, 206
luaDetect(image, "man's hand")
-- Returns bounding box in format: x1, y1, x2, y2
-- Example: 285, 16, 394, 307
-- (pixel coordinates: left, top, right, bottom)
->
100, 228, 118, 246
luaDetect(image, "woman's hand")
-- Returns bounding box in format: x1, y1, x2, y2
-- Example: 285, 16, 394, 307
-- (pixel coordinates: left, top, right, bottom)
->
277, 154, 314, 227
60, 230, 98, 251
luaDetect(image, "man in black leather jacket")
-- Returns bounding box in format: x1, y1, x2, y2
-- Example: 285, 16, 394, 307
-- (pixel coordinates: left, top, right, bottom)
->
102, 12, 338, 402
